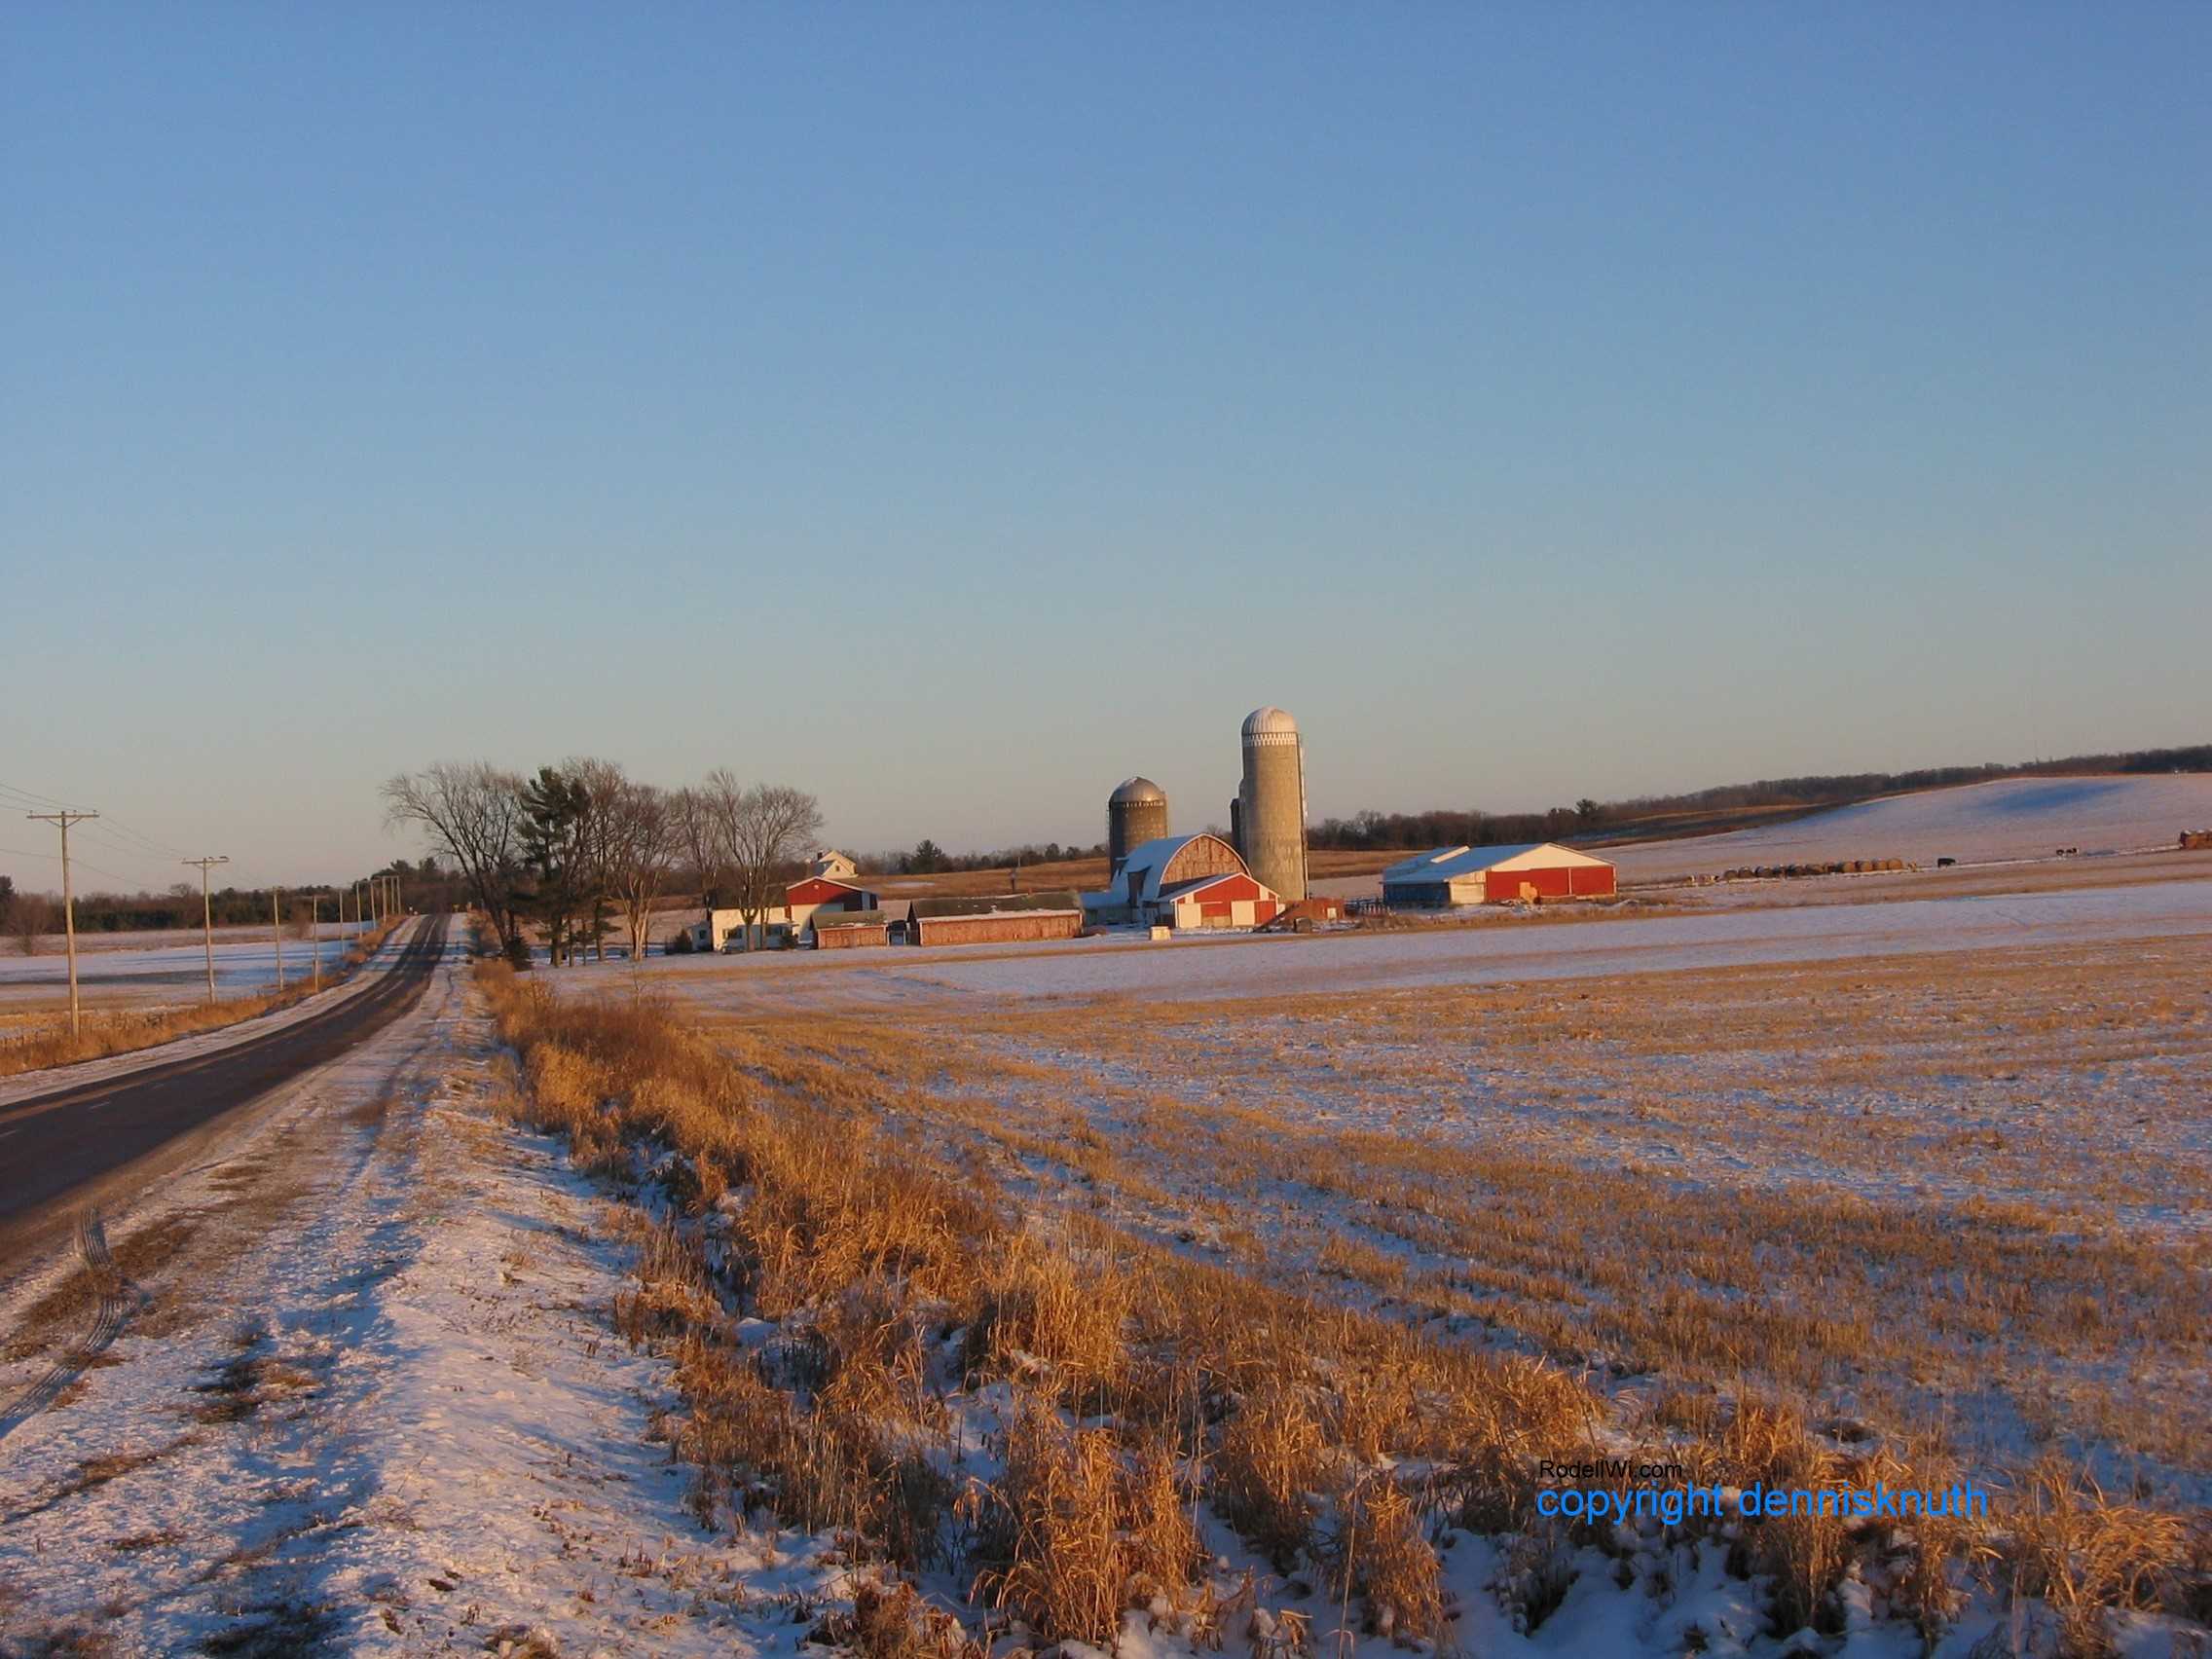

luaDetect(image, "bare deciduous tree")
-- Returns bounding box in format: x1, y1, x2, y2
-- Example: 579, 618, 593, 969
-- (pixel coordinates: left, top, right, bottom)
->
381, 762, 529, 955
669, 785, 723, 910
564, 757, 632, 964
598, 778, 677, 962
706, 776, 824, 951
10, 891, 49, 957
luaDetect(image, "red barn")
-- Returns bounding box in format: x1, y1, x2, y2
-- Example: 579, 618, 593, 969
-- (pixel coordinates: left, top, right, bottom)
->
1158, 869, 1283, 930
1381, 843, 1616, 907
1088, 833, 1285, 929
787, 875, 879, 940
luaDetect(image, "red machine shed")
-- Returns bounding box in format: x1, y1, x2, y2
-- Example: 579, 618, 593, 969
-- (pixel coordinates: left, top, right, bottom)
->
1380, 843, 1616, 907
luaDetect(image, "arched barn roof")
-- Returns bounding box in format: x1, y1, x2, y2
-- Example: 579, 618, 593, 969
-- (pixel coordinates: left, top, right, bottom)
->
1111, 832, 1248, 904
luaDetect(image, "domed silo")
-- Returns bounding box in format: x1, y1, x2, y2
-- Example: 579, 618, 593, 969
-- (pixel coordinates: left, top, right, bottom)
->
1237, 707, 1308, 901
1107, 777, 1170, 875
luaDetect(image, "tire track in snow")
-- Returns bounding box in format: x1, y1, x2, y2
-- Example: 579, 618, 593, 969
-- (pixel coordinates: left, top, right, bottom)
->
0, 1211, 142, 1448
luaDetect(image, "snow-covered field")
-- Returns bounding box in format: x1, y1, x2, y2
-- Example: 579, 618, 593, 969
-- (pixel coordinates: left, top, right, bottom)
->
0, 932, 361, 1008
4, 865, 2204, 1654
569, 872, 2212, 1014
1606, 774, 2212, 880
608, 862, 2212, 1499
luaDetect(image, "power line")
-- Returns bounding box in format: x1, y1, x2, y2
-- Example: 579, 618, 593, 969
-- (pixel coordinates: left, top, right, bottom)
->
90, 815, 195, 861
0, 780, 199, 863
0, 780, 91, 812
76, 827, 176, 867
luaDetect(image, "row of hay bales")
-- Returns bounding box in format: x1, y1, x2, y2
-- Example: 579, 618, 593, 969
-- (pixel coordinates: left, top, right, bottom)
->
2182, 830, 2212, 851
1719, 857, 1912, 881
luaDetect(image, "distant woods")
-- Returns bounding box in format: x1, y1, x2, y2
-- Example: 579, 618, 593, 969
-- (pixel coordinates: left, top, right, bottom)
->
1305, 743, 2212, 854
381, 761, 822, 966
0, 864, 419, 948
877, 837, 1108, 876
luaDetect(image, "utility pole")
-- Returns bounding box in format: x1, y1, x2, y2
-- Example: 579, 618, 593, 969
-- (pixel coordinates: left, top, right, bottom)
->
273, 886, 284, 992
183, 855, 229, 1003
307, 892, 320, 990
369, 875, 380, 931
27, 810, 96, 1038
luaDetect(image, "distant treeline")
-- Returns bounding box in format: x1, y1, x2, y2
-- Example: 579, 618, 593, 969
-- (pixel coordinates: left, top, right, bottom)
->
1307, 743, 2212, 853
866, 838, 1110, 876
4, 857, 455, 934
1607, 744, 2212, 819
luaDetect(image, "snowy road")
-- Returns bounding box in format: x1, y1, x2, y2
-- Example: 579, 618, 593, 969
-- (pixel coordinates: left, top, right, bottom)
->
0, 920, 448, 1243
0, 939, 823, 1656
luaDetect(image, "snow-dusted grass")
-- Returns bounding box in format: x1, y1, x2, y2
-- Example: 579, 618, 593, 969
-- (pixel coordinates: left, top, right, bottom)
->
482, 950, 2212, 1655
909, 937, 2212, 1493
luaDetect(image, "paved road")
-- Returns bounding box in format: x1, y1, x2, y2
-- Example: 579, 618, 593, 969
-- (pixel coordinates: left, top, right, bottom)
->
0, 917, 451, 1229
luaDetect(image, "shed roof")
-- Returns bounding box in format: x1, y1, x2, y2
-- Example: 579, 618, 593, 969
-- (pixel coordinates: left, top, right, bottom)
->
811, 909, 891, 929
1381, 842, 1612, 885
908, 890, 1086, 920
916, 907, 1083, 925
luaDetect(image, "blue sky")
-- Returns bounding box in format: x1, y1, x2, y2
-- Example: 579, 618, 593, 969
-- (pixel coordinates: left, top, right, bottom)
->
4, 3, 2207, 888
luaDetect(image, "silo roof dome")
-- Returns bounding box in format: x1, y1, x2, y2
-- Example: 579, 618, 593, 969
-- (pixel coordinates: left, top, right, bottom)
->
1110, 776, 1167, 804
1242, 706, 1299, 738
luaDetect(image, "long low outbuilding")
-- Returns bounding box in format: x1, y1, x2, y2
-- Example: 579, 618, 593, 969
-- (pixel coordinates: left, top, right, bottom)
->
908, 891, 1087, 946
1381, 842, 1616, 907
812, 909, 894, 948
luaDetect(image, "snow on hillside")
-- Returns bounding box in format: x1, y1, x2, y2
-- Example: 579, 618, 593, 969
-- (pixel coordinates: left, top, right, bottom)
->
1607, 774, 2212, 880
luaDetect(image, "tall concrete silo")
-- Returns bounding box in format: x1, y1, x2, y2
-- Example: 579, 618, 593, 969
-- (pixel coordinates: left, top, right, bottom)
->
1236, 707, 1308, 902
1107, 777, 1170, 875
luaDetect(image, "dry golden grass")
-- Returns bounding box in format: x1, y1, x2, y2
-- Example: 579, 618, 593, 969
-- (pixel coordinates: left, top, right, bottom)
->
970, 1402, 1130, 1643
887, 936, 2212, 1478
476, 952, 2211, 1651
1326, 1474, 1445, 1643
2008, 1458, 2201, 1658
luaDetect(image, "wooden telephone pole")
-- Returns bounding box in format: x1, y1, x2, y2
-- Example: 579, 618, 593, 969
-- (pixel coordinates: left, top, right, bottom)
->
27, 810, 97, 1038
183, 855, 230, 1003
272, 887, 284, 992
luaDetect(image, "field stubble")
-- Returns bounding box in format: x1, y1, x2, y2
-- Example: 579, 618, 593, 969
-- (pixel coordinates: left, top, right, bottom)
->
484, 935, 2211, 1657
